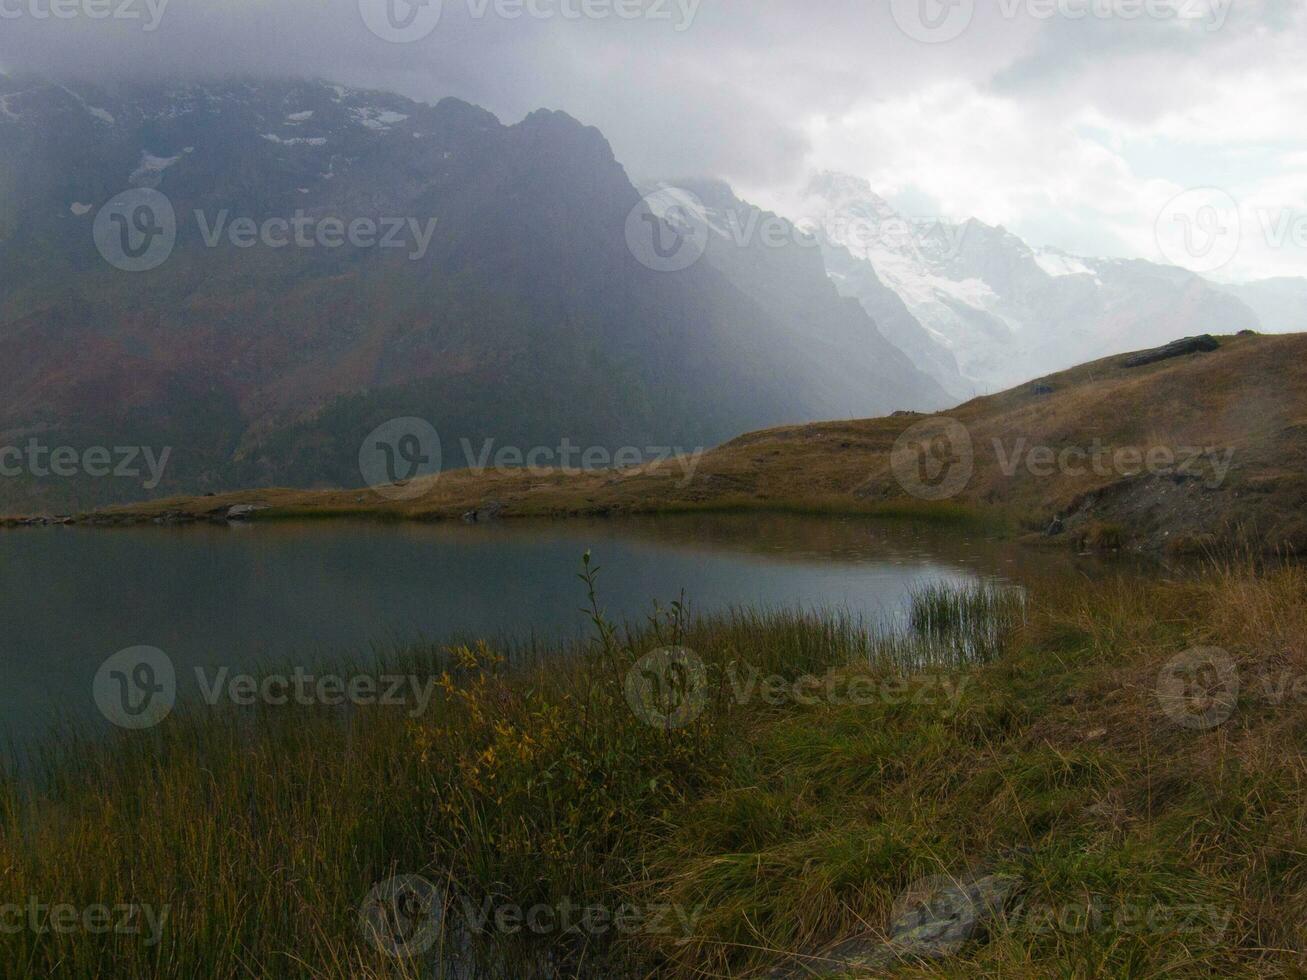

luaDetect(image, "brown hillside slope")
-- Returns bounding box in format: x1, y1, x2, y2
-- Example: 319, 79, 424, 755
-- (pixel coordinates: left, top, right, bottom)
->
22, 332, 1307, 553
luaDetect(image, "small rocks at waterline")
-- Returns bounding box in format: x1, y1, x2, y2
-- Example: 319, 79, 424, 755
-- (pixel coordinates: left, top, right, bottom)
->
462, 500, 506, 524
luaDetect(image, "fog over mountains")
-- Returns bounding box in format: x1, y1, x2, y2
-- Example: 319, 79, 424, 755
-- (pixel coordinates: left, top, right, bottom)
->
0, 73, 1301, 508
792, 173, 1291, 397
0, 75, 945, 509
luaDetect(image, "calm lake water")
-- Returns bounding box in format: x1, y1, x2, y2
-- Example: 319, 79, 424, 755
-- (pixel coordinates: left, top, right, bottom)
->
0, 513, 1103, 748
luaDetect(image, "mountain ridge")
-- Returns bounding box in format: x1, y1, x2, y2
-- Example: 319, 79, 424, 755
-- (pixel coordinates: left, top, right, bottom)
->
0, 75, 947, 511
790, 171, 1286, 395
48, 331, 1307, 556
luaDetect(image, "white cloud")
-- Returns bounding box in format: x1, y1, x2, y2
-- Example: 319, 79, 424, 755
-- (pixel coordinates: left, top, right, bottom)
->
0, 0, 1302, 279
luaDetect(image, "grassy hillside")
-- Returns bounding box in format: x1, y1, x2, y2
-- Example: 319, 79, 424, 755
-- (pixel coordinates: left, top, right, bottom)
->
52, 332, 1307, 553
4, 556, 1307, 976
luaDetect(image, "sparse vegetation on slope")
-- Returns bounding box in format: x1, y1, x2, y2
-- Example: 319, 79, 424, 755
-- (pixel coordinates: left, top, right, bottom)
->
4, 555, 1307, 976
59, 331, 1307, 554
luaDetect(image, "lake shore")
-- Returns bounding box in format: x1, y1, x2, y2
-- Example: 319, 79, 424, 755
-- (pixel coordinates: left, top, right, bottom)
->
2, 555, 1303, 976
7, 332, 1305, 555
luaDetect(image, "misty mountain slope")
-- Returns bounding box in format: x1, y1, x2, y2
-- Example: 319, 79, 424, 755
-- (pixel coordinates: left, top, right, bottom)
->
799, 173, 1263, 393
89, 332, 1307, 556
818, 243, 972, 401
0, 76, 945, 510
638, 179, 950, 419
1217, 278, 1307, 333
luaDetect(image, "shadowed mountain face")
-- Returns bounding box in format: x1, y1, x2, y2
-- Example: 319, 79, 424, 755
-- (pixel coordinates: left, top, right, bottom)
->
638, 178, 950, 419
0, 76, 947, 511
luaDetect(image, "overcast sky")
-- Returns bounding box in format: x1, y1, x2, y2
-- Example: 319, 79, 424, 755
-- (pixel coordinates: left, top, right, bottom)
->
1, 0, 1303, 280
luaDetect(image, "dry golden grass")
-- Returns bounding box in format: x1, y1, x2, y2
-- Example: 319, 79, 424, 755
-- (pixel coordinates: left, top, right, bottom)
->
5, 548, 1307, 975
76, 332, 1307, 551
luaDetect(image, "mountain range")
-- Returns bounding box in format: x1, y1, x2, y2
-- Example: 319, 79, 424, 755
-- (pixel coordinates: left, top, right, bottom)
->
0, 75, 945, 510
794, 173, 1296, 397
0, 74, 1301, 510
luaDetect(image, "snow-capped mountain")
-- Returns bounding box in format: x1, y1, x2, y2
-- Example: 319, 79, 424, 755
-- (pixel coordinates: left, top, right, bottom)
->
637, 179, 949, 417
797, 173, 1264, 394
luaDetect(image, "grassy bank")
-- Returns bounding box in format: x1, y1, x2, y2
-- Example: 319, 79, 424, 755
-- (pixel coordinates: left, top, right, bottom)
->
37, 331, 1307, 554
2, 557, 1306, 976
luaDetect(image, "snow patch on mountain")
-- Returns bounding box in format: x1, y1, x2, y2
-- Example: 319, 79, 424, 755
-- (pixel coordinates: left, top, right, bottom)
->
129, 151, 182, 186
351, 107, 408, 131
797, 172, 1262, 393
262, 133, 328, 146
1034, 250, 1095, 279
